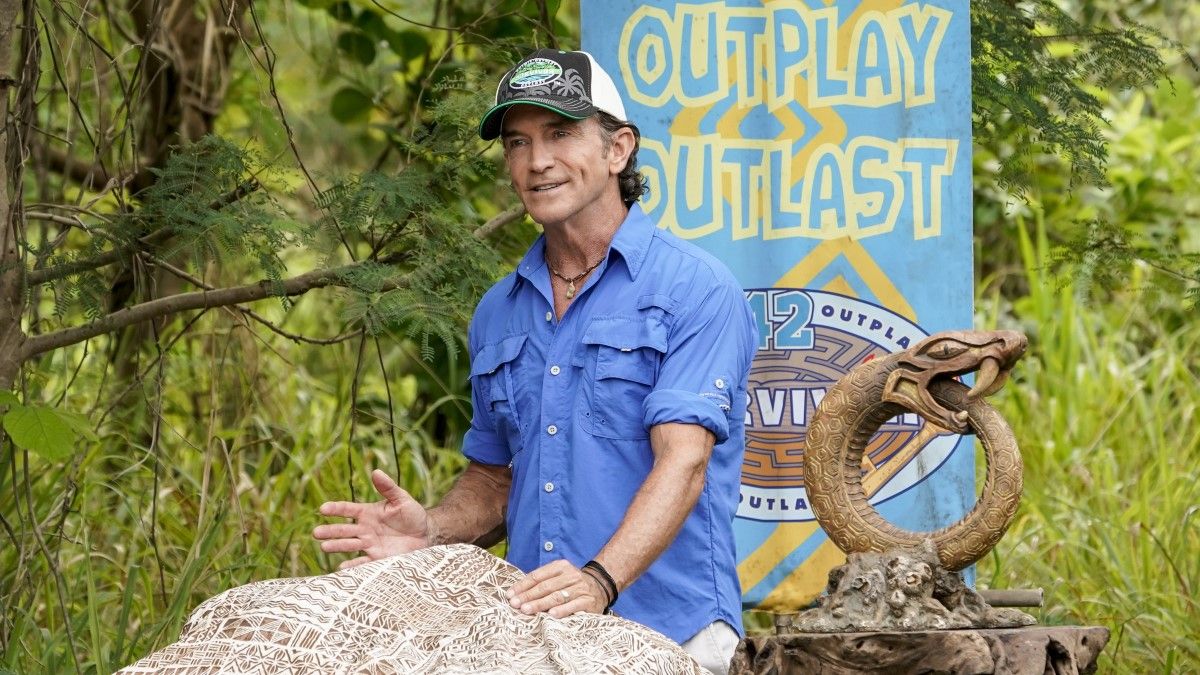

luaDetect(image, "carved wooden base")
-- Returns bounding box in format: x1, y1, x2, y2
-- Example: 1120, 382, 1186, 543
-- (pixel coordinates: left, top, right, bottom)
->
730, 625, 1109, 675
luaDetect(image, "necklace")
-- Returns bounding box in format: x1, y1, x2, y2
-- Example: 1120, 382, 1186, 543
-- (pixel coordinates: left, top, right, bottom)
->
546, 254, 605, 300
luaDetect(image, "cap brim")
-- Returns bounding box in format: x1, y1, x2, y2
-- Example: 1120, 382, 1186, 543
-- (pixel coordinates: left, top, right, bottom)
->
478, 98, 597, 140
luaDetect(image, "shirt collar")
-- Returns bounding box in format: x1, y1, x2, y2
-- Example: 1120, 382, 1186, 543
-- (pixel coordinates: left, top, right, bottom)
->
505, 203, 655, 296
609, 203, 654, 281
507, 235, 547, 297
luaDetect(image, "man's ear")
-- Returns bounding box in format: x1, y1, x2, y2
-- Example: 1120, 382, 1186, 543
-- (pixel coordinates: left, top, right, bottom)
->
606, 126, 636, 176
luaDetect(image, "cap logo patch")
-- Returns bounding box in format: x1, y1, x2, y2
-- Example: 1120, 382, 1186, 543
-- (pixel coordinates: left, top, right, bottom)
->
509, 58, 563, 89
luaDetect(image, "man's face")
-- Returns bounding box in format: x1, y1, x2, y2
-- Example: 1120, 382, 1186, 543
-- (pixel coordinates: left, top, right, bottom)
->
500, 105, 626, 229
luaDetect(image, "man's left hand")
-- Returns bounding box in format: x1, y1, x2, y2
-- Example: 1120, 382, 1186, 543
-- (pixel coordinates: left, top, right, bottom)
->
507, 559, 608, 618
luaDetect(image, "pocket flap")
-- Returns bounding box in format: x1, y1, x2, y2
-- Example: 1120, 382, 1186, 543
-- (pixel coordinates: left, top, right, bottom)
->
581, 317, 668, 353
636, 293, 679, 314
470, 334, 527, 377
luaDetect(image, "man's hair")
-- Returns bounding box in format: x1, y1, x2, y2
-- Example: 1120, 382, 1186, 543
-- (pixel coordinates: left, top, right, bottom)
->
595, 111, 648, 206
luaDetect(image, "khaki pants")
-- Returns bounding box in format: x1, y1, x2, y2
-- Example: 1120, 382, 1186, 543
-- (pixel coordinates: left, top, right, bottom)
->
680, 621, 740, 675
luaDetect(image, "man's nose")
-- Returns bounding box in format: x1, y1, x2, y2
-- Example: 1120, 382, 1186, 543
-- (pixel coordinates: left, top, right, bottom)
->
529, 139, 555, 171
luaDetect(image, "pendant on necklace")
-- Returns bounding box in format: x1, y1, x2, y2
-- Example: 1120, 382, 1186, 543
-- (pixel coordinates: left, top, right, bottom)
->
565, 281, 576, 300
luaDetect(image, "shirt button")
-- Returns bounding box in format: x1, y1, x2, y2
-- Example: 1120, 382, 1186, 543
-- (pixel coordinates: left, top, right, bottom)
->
550, 365, 561, 376
545, 311, 553, 322
547, 424, 558, 435
544, 482, 554, 493
544, 541, 554, 552
715, 378, 726, 389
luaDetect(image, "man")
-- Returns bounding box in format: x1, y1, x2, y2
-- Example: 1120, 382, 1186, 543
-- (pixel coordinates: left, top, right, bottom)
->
313, 49, 757, 674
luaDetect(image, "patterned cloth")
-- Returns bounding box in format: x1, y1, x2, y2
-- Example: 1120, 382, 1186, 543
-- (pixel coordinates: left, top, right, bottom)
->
117, 544, 705, 674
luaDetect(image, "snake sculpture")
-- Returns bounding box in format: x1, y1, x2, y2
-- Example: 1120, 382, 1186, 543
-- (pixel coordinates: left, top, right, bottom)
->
805, 330, 1028, 571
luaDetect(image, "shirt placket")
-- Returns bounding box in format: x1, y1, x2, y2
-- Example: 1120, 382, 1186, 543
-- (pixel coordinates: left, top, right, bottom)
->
534, 258, 610, 565
538, 301, 567, 563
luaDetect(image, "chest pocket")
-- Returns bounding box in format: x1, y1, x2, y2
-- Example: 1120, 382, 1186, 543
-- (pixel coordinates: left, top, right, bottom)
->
470, 334, 527, 453
576, 317, 668, 440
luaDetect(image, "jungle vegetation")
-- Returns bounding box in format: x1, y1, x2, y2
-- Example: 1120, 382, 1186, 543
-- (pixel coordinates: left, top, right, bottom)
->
0, 0, 1196, 672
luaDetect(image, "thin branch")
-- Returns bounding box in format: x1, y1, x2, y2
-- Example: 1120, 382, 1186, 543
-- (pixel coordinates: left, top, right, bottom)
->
473, 203, 525, 239
25, 203, 113, 223
368, 0, 470, 32
534, 0, 559, 49
373, 334, 402, 475
20, 256, 407, 359
144, 252, 360, 346
52, 337, 88, 406
1029, 31, 1127, 42
240, 315, 360, 346
33, 5, 99, 157
25, 211, 88, 229
346, 330, 369, 503
24, 226, 168, 285
25, 212, 119, 250
1136, 255, 1200, 284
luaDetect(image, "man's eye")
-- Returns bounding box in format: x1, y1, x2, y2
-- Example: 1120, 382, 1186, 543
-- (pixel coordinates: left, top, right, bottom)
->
553, 129, 570, 138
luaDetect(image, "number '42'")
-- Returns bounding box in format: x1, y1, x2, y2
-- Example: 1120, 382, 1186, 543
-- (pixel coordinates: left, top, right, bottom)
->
745, 289, 815, 351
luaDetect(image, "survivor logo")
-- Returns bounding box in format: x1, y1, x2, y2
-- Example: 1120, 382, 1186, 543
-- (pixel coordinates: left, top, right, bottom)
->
737, 289, 962, 522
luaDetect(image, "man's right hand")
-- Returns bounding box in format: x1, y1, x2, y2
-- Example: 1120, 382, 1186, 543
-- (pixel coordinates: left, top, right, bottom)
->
312, 469, 432, 570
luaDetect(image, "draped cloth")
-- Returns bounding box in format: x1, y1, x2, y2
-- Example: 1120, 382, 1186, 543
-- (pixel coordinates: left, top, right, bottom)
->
117, 544, 705, 674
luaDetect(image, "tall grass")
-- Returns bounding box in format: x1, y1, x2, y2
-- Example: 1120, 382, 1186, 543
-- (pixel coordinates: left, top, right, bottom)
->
977, 217, 1200, 672
1, 325, 470, 673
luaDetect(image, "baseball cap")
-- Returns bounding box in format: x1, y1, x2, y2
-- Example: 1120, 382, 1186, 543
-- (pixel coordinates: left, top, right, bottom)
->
478, 49, 628, 140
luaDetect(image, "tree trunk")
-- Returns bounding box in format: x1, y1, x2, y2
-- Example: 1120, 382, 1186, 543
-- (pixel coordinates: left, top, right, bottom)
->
107, 0, 246, 391
0, 0, 25, 392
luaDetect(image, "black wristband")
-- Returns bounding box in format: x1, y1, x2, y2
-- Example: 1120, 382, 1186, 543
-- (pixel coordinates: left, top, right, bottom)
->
581, 568, 611, 608
583, 560, 619, 613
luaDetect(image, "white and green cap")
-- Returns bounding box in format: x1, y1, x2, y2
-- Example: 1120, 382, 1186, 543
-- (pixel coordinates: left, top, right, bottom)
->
478, 49, 628, 140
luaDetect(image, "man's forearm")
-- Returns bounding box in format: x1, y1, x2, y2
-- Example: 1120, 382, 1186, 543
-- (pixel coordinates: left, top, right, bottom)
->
426, 461, 511, 547
592, 424, 712, 592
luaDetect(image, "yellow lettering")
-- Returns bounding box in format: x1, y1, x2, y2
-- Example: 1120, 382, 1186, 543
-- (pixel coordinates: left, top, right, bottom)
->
620, 3, 950, 109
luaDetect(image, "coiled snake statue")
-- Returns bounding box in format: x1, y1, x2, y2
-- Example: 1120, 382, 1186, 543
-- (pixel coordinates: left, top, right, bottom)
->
805, 330, 1028, 571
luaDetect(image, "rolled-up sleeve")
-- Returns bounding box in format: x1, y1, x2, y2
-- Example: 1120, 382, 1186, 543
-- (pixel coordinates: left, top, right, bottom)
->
642, 279, 756, 443
462, 381, 510, 466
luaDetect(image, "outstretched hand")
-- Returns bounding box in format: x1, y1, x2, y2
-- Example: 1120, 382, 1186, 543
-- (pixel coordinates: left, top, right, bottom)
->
313, 469, 432, 570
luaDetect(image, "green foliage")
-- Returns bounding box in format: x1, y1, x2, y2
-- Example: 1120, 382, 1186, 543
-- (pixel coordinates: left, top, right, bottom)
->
977, 219, 1200, 672
1050, 79, 1200, 305
972, 0, 1199, 300
972, 0, 1172, 194
311, 79, 505, 355
32, 136, 293, 322
146, 139, 291, 280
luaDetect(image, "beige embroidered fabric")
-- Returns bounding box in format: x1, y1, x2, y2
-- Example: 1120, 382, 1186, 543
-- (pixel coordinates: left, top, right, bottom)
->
117, 544, 705, 674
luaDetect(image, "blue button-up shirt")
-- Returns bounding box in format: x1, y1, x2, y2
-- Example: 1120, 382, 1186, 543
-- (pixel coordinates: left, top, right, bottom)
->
462, 204, 757, 644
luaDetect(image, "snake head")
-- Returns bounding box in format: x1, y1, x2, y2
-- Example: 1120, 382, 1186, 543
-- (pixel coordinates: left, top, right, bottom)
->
882, 330, 1028, 433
